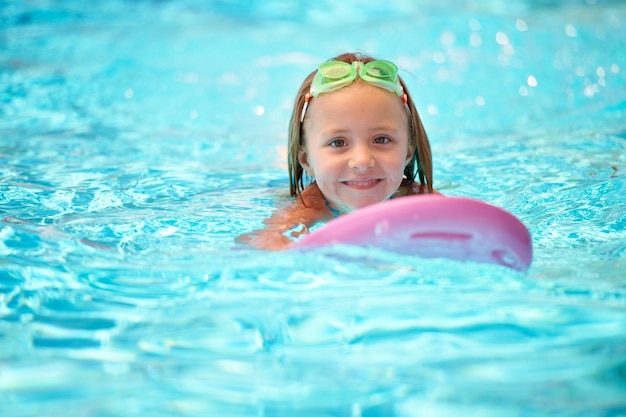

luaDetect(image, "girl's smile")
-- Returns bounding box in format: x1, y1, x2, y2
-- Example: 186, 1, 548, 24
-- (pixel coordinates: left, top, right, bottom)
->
298, 81, 413, 213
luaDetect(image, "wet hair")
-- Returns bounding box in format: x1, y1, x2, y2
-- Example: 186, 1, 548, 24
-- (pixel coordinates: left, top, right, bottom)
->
287, 52, 434, 198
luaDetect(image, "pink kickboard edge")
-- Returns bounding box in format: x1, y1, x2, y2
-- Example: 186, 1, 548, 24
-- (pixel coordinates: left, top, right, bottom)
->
293, 195, 533, 272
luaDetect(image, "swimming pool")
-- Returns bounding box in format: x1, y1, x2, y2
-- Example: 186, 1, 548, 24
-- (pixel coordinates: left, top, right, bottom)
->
1, 0, 625, 415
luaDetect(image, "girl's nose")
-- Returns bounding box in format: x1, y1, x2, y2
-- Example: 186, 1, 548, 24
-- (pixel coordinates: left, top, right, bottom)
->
348, 147, 375, 169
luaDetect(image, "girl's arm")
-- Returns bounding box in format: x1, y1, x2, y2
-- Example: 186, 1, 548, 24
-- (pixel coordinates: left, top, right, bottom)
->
236, 183, 331, 250
238, 182, 438, 250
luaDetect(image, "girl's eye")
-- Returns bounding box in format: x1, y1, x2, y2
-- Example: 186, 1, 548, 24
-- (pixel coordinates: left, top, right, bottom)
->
329, 139, 347, 148
374, 136, 391, 144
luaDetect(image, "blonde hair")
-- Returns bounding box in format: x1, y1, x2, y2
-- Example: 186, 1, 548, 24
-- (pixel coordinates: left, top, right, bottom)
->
287, 52, 434, 197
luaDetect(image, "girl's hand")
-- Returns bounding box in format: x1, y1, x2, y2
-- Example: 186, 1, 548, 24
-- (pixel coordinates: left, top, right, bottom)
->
235, 223, 308, 251
235, 231, 292, 251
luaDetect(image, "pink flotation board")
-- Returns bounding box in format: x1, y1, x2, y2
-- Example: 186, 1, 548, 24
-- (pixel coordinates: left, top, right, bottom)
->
293, 195, 532, 271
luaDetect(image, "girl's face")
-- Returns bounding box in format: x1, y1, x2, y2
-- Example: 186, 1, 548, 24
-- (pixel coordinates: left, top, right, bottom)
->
299, 81, 413, 213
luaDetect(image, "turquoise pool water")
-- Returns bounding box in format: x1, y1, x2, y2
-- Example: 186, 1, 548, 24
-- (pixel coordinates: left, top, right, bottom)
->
2, 0, 626, 415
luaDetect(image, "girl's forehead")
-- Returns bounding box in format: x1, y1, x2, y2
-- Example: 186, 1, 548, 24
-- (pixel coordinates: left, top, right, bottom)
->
313, 81, 397, 103
304, 83, 408, 128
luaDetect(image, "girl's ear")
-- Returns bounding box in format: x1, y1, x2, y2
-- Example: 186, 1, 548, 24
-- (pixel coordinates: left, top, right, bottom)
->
404, 147, 414, 167
298, 149, 315, 178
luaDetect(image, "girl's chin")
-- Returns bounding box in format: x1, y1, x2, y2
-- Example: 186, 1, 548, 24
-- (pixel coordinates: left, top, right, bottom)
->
326, 187, 397, 212
337, 197, 387, 212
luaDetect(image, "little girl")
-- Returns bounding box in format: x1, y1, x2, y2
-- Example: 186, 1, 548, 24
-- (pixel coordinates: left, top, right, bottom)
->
238, 52, 437, 250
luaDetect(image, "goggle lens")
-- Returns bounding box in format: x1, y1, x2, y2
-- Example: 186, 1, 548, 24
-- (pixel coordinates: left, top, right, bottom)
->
318, 61, 352, 81
363, 61, 397, 82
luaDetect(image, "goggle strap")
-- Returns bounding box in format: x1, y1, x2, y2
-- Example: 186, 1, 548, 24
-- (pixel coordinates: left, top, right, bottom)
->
300, 93, 312, 123
402, 93, 412, 121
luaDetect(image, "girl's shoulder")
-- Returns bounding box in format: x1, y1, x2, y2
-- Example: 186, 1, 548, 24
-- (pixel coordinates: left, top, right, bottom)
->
299, 182, 327, 207
282, 183, 333, 225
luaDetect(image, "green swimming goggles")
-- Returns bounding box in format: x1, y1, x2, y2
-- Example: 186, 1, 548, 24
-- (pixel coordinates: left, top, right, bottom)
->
300, 60, 409, 122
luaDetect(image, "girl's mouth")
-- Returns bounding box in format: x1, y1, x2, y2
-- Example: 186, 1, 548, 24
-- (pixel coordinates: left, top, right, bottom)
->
342, 178, 381, 189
